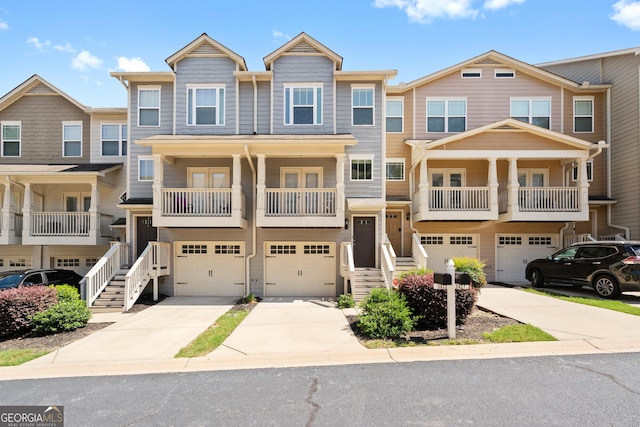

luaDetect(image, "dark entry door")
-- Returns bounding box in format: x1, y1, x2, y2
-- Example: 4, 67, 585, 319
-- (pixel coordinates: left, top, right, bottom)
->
136, 216, 157, 257
353, 216, 376, 267
385, 211, 402, 256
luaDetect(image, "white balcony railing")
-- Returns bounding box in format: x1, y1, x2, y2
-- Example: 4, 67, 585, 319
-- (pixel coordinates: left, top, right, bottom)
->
31, 212, 90, 236
265, 188, 337, 217
429, 187, 490, 211
518, 187, 580, 212
162, 188, 233, 217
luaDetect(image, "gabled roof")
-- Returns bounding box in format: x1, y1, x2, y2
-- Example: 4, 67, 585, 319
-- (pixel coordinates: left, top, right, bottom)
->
387, 50, 610, 94
0, 74, 87, 112
415, 118, 600, 151
263, 32, 343, 71
165, 33, 247, 71
537, 46, 640, 67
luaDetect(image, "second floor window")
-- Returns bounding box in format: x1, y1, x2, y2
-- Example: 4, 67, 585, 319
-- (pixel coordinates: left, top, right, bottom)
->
427, 99, 466, 133
187, 86, 225, 125
1, 122, 20, 157
139, 87, 160, 126
352, 87, 374, 125
386, 159, 405, 181
138, 157, 154, 182
386, 99, 403, 132
511, 98, 550, 129
574, 98, 594, 133
351, 156, 373, 181
63, 123, 82, 157
101, 124, 127, 156
285, 85, 322, 125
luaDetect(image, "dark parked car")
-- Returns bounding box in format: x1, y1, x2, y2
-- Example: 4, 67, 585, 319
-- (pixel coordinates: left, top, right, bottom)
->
525, 241, 640, 298
0, 269, 83, 291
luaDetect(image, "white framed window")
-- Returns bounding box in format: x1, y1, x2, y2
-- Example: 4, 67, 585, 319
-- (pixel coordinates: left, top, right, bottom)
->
386, 98, 403, 133
284, 84, 322, 125
461, 68, 482, 78
138, 86, 160, 127
511, 98, 551, 129
574, 97, 594, 133
427, 98, 466, 133
1, 121, 21, 157
350, 155, 373, 181
187, 84, 225, 125
280, 167, 323, 188
63, 192, 91, 212
352, 85, 374, 126
518, 168, 548, 187
188, 167, 230, 188
101, 124, 127, 156
572, 161, 594, 182
385, 158, 405, 181
495, 68, 515, 78
138, 156, 154, 182
430, 169, 466, 187
62, 122, 82, 157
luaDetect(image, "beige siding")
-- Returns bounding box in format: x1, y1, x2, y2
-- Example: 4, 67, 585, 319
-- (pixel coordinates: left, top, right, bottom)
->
90, 113, 127, 163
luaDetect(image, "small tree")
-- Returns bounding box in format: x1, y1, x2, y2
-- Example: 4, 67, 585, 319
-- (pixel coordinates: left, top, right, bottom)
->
357, 288, 413, 339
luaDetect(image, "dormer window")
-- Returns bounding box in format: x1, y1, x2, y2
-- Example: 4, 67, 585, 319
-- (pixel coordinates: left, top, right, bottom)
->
284, 84, 323, 125
461, 68, 482, 78
187, 85, 225, 126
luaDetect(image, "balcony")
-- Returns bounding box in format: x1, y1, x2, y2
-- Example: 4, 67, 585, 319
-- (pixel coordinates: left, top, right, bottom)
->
0, 213, 22, 245
153, 187, 248, 228
21, 211, 114, 245
498, 186, 588, 222
257, 187, 345, 227
412, 186, 498, 221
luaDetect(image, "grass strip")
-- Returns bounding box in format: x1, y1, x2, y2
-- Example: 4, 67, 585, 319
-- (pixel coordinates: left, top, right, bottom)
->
0, 349, 50, 366
524, 288, 640, 316
482, 324, 556, 343
175, 309, 250, 358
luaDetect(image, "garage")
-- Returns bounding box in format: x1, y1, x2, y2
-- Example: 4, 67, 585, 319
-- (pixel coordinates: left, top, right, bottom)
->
174, 241, 245, 296
496, 234, 558, 283
419, 234, 479, 272
264, 241, 336, 297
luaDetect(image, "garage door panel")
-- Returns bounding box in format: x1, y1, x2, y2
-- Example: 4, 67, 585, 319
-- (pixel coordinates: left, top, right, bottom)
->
420, 234, 479, 272
496, 234, 557, 283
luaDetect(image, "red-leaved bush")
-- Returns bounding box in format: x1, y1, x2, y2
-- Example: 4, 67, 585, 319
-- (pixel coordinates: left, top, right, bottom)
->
0, 286, 58, 337
397, 272, 476, 329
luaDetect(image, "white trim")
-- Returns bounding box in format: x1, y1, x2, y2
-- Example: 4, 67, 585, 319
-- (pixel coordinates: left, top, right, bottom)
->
385, 158, 405, 181
138, 85, 161, 127
62, 192, 91, 212
100, 123, 127, 157
280, 167, 324, 188
517, 168, 549, 186
187, 167, 231, 188
186, 83, 226, 126
461, 68, 482, 78
1, 120, 21, 158
572, 160, 594, 182
426, 97, 467, 133
283, 83, 323, 125
349, 154, 374, 182
573, 96, 594, 133
62, 121, 82, 158
138, 155, 154, 182
510, 97, 552, 129
385, 97, 404, 133
351, 84, 375, 126
429, 168, 466, 186
495, 68, 516, 78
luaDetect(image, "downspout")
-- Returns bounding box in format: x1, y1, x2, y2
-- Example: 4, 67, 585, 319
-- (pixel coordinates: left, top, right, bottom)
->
244, 144, 257, 296
406, 140, 421, 234
252, 75, 258, 134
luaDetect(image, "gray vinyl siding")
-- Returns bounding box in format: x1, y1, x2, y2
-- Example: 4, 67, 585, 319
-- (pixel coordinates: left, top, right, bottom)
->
129, 82, 173, 199
0, 89, 91, 163
237, 81, 271, 134
271, 56, 335, 134
174, 56, 237, 135
257, 81, 271, 134
238, 81, 254, 134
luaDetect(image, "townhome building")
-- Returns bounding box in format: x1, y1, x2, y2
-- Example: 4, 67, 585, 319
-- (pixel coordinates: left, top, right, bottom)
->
383, 51, 619, 283
0, 75, 126, 276
108, 33, 396, 303
537, 47, 639, 241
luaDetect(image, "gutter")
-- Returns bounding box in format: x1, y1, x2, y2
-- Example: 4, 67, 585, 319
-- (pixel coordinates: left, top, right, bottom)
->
243, 144, 257, 296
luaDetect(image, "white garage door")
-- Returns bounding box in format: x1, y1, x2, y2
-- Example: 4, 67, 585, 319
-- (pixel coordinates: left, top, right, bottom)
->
0, 256, 33, 272
175, 241, 245, 296
420, 234, 479, 272
496, 234, 558, 283
265, 242, 336, 297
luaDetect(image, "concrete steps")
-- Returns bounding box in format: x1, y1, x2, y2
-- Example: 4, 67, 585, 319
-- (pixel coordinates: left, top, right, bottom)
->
394, 257, 417, 276
352, 267, 386, 302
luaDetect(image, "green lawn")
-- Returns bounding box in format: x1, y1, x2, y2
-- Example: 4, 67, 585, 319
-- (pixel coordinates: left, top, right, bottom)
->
0, 349, 50, 366
482, 324, 556, 343
524, 288, 640, 316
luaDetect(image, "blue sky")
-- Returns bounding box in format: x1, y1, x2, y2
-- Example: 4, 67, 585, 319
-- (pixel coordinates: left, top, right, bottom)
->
1, 0, 639, 107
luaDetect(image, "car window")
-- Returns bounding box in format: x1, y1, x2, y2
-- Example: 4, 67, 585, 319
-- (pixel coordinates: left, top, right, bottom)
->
553, 247, 578, 261
630, 245, 640, 256
0, 274, 24, 289
23, 273, 44, 285
577, 247, 606, 259
46, 271, 65, 282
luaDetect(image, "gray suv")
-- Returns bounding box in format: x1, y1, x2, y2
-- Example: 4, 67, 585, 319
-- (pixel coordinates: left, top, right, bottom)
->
525, 241, 640, 298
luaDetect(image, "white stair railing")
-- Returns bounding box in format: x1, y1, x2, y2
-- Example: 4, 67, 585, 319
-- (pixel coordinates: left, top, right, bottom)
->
340, 242, 356, 295
82, 242, 126, 306
412, 233, 428, 270
124, 242, 170, 312
381, 243, 395, 289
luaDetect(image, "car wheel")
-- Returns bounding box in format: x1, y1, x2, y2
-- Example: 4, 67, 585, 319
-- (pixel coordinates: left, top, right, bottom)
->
530, 269, 544, 288
593, 275, 621, 299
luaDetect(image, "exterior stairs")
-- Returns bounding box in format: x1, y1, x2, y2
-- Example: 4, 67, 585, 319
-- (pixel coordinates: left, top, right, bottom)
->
90, 269, 128, 313
394, 257, 417, 277
352, 267, 386, 302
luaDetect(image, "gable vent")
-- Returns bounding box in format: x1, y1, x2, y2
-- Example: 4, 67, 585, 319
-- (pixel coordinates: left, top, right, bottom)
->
191, 42, 225, 55
289, 41, 321, 54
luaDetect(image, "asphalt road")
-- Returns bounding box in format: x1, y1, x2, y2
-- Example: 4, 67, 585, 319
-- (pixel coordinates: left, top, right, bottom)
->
2, 353, 640, 426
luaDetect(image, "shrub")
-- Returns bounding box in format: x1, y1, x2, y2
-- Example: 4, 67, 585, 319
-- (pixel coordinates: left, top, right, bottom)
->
396, 267, 432, 281
53, 284, 81, 303
239, 293, 256, 304
337, 293, 355, 309
30, 300, 91, 335
397, 272, 476, 329
452, 256, 487, 288
0, 286, 58, 337
357, 288, 413, 339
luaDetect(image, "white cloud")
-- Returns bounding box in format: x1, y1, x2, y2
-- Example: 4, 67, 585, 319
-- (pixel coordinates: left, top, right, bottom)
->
374, 0, 478, 22
484, 0, 524, 11
116, 56, 150, 72
0, 21, 8, 30
71, 50, 103, 71
611, 0, 640, 30
27, 37, 51, 50
54, 43, 76, 53
272, 30, 291, 41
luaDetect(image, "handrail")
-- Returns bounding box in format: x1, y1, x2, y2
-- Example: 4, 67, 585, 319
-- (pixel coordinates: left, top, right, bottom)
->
412, 233, 428, 270
380, 243, 395, 289
340, 242, 356, 294
82, 242, 124, 306
124, 242, 170, 312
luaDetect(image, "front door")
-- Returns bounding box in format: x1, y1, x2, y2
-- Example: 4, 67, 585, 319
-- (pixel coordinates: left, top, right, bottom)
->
353, 216, 376, 267
385, 211, 402, 256
136, 216, 157, 257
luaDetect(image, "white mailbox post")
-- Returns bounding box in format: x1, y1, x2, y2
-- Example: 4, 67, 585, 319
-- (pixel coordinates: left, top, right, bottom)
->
446, 259, 456, 339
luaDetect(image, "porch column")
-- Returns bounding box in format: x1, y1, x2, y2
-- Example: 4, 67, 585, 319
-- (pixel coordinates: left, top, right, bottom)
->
487, 158, 498, 212
22, 182, 32, 238
152, 154, 163, 219
2, 180, 13, 237
89, 180, 99, 240
335, 153, 345, 217
577, 158, 590, 213
418, 157, 429, 213
231, 154, 242, 219
256, 154, 266, 218
507, 158, 520, 213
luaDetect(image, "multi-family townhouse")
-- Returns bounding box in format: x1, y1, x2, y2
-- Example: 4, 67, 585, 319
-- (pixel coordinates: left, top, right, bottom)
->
107, 33, 396, 303
0, 75, 126, 275
384, 51, 619, 283
537, 47, 639, 241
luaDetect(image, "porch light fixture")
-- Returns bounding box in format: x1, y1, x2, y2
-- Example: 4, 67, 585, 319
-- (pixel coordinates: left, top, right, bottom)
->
345, 219, 349, 230
406, 213, 410, 221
